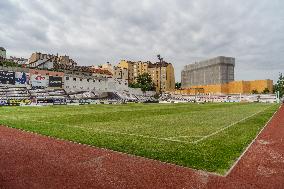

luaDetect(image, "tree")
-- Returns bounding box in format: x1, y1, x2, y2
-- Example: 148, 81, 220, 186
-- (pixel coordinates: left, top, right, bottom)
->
262, 88, 270, 94
0, 61, 20, 67
136, 73, 155, 92
251, 89, 258, 94
175, 82, 181, 89
274, 73, 284, 98
129, 82, 140, 88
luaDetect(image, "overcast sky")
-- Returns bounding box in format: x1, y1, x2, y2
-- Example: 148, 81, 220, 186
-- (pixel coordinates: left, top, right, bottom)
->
0, 0, 283, 82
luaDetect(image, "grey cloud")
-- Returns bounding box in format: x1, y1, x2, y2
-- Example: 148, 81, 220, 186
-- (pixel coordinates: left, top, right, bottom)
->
0, 0, 283, 82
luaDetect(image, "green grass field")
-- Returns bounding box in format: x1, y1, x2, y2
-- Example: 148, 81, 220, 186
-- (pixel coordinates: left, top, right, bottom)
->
0, 103, 279, 174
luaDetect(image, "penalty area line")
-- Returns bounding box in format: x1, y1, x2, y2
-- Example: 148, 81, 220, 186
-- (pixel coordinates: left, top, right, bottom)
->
192, 106, 273, 144
24, 119, 189, 143
73, 126, 190, 143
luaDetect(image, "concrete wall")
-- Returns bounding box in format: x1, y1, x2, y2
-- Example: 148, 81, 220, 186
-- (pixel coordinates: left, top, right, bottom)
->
176, 80, 273, 95
63, 74, 129, 93
63, 74, 108, 92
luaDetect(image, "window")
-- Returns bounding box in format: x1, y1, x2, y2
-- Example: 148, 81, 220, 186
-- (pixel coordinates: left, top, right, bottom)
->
66, 77, 69, 80
87, 79, 90, 82
46, 73, 49, 75
80, 79, 82, 81
73, 78, 76, 81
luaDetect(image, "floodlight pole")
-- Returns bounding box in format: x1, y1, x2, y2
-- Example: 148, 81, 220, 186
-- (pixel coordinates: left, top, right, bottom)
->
157, 55, 163, 94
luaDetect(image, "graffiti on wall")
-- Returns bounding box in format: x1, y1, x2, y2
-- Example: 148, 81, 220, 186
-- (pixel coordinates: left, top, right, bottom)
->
0, 70, 15, 85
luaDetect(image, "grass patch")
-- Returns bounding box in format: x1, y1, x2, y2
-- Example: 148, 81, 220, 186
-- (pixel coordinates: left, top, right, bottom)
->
0, 102, 279, 174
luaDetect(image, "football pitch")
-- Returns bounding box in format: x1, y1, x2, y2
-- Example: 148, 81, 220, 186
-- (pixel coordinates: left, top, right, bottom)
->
0, 103, 279, 174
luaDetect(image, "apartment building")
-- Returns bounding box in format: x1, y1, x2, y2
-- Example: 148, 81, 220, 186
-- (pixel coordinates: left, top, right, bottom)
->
118, 60, 175, 92
118, 60, 149, 84
148, 62, 175, 92
28, 52, 78, 69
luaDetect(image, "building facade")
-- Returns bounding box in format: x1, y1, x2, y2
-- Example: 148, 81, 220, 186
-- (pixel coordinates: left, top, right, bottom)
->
148, 62, 175, 92
181, 56, 235, 88
175, 80, 273, 95
118, 60, 149, 84
118, 60, 175, 92
28, 52, 78, 69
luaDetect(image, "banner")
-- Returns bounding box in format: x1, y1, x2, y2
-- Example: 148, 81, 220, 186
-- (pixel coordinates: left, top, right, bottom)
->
49, 76, 62, 87
31, 74, 49, 87
8, 99, 31, 106
0, 70, 15, 85
15, 72, 29, 85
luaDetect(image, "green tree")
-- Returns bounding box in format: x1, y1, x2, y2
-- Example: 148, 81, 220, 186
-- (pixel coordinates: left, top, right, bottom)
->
262, 88, 270, 94
0, 61, 20, 67
274, 73, 284, 98
175, 82, 181, 89
129, 82, 140, 88
132, 73, 155, 92
251, 89, 258, 94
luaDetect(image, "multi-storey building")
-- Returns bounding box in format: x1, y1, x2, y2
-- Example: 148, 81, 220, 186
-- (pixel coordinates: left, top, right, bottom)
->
118, 60, 175, 92
28, 52, 78, 69
117, 60, 149, 84
148, 62, 175, 92
98, 62, 128, 81
181, 56, 235, 88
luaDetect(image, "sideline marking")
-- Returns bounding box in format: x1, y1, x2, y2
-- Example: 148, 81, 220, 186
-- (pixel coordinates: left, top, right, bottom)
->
192, 105, 273, 144
224, 104, 281, 176
73, 126, 188, 143
167, 136, 204, 139
15, 119, 189, 143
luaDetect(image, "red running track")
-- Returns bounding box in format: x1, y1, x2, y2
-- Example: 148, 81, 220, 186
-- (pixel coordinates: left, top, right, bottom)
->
1, 105, 284, 189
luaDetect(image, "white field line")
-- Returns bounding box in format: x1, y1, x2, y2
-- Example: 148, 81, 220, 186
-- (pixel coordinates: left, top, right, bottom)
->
72, 126, 189, 143
223, 104, 281, 176
15, 118, 189, 144
0, 104, 274, 145
166, 135, 204, 139
192, 106, 273, 144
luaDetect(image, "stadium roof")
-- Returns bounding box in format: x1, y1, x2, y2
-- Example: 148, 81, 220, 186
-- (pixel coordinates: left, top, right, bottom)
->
0, 47, 6, 51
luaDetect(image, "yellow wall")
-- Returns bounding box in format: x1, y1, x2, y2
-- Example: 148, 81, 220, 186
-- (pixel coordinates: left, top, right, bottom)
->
176, 79, 273, 95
